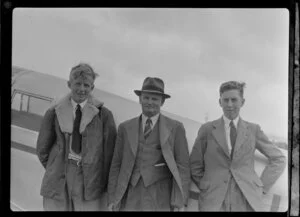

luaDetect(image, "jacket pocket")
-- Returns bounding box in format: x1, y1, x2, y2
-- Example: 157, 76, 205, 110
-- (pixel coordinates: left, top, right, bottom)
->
199, 181, 210, 191
154, 163, 166, 167
46, 144, 60, 169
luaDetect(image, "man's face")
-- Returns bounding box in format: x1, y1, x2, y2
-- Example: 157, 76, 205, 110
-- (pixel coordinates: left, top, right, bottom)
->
68, 75, 94, 103
219, 89, 245, 120
139, 92, 164, 117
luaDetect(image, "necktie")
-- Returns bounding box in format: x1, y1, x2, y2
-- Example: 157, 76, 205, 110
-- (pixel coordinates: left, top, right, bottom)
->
144, 118, 152, 139
230, 120, 237, 157
72, 104, 82, 154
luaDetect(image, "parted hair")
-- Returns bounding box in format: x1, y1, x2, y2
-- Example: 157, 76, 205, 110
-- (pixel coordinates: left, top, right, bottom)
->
69, 63, 98, 81
219, 81, 246, 97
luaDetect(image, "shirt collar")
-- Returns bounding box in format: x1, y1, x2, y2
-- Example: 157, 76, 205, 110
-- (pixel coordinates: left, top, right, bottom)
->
71, 98, 87, 110
142, 113, 160, 127
223, 115, 239, 128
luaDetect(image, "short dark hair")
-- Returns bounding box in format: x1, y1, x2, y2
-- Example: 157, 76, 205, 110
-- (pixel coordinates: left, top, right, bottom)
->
69, 63, 98, 81
219, 81, 246, 97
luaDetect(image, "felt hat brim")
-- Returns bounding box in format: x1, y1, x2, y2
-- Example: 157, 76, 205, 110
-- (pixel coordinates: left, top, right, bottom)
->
134, 90, 171, 99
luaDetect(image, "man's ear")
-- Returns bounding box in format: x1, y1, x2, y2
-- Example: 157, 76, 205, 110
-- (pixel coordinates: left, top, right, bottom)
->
241, 98, 245, 106
91, 84, 94, 90
161, 98, 165, 106
218, 98, 222, 107
67, 81, 71, 89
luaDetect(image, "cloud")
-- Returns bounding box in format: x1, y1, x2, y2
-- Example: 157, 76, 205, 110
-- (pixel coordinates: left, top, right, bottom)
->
12, 8, 289, 139
14, 8, 288, 84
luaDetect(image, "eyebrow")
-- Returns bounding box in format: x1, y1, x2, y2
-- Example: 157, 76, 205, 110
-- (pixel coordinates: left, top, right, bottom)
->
223, 96, 238, 99
143, 95, 160, 99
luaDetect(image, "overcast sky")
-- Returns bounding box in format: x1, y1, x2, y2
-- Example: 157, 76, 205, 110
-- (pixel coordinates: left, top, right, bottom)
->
12, 8, 289, 141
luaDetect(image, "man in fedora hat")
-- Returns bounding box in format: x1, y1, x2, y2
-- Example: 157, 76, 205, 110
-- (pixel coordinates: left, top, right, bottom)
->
108, 77, 190, 211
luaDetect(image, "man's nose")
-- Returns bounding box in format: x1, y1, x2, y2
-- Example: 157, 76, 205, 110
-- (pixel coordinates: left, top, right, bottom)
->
148, 99, 153, 104
79, 84, 85, 91
227, 100, 233, 107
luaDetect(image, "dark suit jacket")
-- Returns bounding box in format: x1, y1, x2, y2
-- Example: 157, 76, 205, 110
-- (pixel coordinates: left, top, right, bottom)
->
190, 117, 286, 211
108, 114, 190, 209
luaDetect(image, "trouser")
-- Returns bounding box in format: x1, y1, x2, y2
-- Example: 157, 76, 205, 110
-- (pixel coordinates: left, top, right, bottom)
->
220, 176, 254, 212
43, 160, 107, 211
121, 177, 172, 211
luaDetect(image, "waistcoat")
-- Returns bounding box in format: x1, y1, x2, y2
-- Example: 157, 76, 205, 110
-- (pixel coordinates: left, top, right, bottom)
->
130, 119, 172, 187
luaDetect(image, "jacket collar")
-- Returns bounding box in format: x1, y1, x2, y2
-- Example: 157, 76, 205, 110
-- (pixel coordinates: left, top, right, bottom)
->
212, 117, 250, 158
126, 114, 172, 156
233, 118, 249, 157
212, 117, 230, 158
53, 93, 103, 134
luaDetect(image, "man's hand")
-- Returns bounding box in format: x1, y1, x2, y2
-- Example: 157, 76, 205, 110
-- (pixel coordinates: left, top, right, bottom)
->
173, 207, 185, 211
108, 203, 114, 211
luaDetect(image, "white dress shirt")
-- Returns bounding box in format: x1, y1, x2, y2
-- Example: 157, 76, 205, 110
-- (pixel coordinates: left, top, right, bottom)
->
141, 113, 160, 132
223, 115, 239, 154
70, 98, 87, 119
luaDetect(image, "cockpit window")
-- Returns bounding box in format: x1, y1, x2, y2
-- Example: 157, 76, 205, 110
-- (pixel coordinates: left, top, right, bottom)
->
11, 90, 52, 116
21, 94, 29, 112
11, 92, 22, 111
28, 96, 51, 116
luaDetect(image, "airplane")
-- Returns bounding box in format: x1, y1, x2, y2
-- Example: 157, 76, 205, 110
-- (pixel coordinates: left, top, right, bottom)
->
10, 65, 288, 211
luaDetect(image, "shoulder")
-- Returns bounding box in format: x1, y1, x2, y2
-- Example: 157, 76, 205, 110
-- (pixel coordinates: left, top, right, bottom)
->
241, 119, 260, 130
203, 120, 215, 128
115, 117, 138, 135
195, 119, 218, 137
40, 107, 57, 128
200, 120, 216, 131
44, 106, 56, 118
120, 117, 139, 127
161, 114, 184, 128
97, 106, 116, 127
99, 105, 113, 115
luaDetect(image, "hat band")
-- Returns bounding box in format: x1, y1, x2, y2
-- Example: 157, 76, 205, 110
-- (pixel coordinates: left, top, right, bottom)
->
142, 84, 164, 94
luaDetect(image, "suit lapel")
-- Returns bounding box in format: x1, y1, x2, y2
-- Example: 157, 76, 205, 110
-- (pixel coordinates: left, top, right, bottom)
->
79, 102, 98, 134
212, 118, 230, 158
159, 115, 171, 148
233, 118, 249, 156
125, 116, 140, 156
159, 115, 184, 196
80, 95, 103, 134
55, 94, 74, 134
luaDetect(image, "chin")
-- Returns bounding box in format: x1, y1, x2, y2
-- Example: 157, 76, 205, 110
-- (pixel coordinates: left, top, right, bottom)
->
74, 98, 85, 104
144, 112, 157, 117
225, 114, 233, 120
78, 96, 88, 102
229, 115, 237, 120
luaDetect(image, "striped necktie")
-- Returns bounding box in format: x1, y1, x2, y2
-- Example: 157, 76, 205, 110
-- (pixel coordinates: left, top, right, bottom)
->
144, 118, 152, 139
230, 120, 237, 158
72, 104, 82, 154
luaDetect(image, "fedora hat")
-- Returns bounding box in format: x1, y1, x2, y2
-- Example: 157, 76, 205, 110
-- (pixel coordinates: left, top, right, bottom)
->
134, 77, 171, 99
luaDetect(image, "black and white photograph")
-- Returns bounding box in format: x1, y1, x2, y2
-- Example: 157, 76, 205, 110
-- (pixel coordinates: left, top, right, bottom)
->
9, 7, 292, 212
